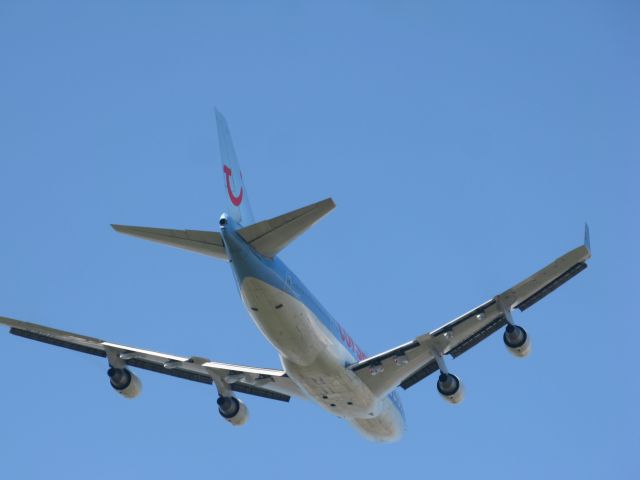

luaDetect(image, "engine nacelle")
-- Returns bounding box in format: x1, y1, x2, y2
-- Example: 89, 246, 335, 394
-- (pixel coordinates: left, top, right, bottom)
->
503, 325, 531, 357
217, 396, 249, 426
437, 373, 464, 404
108, 367, 142, 399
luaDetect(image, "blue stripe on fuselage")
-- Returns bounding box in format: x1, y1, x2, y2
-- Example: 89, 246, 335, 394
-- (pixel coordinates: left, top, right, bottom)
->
219, 215, 405, 421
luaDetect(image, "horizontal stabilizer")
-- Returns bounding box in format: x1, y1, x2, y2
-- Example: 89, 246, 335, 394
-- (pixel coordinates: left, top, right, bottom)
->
238, 198, 335, 258
111, 225, 227, 259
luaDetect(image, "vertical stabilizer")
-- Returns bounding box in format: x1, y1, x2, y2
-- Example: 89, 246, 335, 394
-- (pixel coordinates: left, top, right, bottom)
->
215, 110, 254, 226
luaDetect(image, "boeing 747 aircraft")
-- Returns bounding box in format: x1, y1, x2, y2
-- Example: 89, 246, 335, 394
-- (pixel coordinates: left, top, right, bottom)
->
0, 111, 591, 442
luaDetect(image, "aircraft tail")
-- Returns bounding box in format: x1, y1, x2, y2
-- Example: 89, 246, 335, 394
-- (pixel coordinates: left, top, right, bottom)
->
237, 198, 335, 258
111, 112, 334, 260
215, 109, 254, 226
111, 198, 335, 260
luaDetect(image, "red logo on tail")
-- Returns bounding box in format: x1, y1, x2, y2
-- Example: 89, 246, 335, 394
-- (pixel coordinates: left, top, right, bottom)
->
223, 165, 243, 206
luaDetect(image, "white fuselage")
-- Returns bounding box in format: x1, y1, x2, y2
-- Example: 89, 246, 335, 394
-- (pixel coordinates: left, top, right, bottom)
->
240, 277, 404, 442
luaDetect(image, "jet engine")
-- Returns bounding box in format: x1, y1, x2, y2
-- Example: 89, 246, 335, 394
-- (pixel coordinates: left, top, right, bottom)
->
217, 396, 249, 426
503, 325, 531, 357
437, 373, 464, 404
108, 367, 142, 399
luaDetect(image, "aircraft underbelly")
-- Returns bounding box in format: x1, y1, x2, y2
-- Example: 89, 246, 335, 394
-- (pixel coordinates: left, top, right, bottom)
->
240, 277, 404, 441
240, 277, 332, 366
287, 357, 404, 441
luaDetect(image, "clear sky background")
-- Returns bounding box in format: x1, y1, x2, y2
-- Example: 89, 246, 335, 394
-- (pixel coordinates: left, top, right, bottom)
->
0, 1, 637, 478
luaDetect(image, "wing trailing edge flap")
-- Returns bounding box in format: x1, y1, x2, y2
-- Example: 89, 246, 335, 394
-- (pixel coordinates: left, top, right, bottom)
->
238, 198, 335, 258
111, 225, 227, 259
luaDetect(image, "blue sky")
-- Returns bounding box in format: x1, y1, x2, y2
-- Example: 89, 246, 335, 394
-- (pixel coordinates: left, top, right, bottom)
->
0, 1, 637, 478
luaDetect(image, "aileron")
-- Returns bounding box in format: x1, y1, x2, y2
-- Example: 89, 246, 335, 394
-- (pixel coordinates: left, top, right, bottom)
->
10, 327, 106, 358
516, 261, 588, 311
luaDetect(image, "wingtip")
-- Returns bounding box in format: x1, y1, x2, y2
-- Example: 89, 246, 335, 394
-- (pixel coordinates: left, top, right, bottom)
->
325, 197, 336, 209
214, 108, 226, 123
584, 222, 591, 252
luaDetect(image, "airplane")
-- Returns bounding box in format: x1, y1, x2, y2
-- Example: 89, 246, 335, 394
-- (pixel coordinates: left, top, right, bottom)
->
0, 111, 592, 442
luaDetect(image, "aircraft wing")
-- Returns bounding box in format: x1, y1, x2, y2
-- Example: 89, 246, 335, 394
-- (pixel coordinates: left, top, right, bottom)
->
349, 228, 592, 398
0, 316, 304, 402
